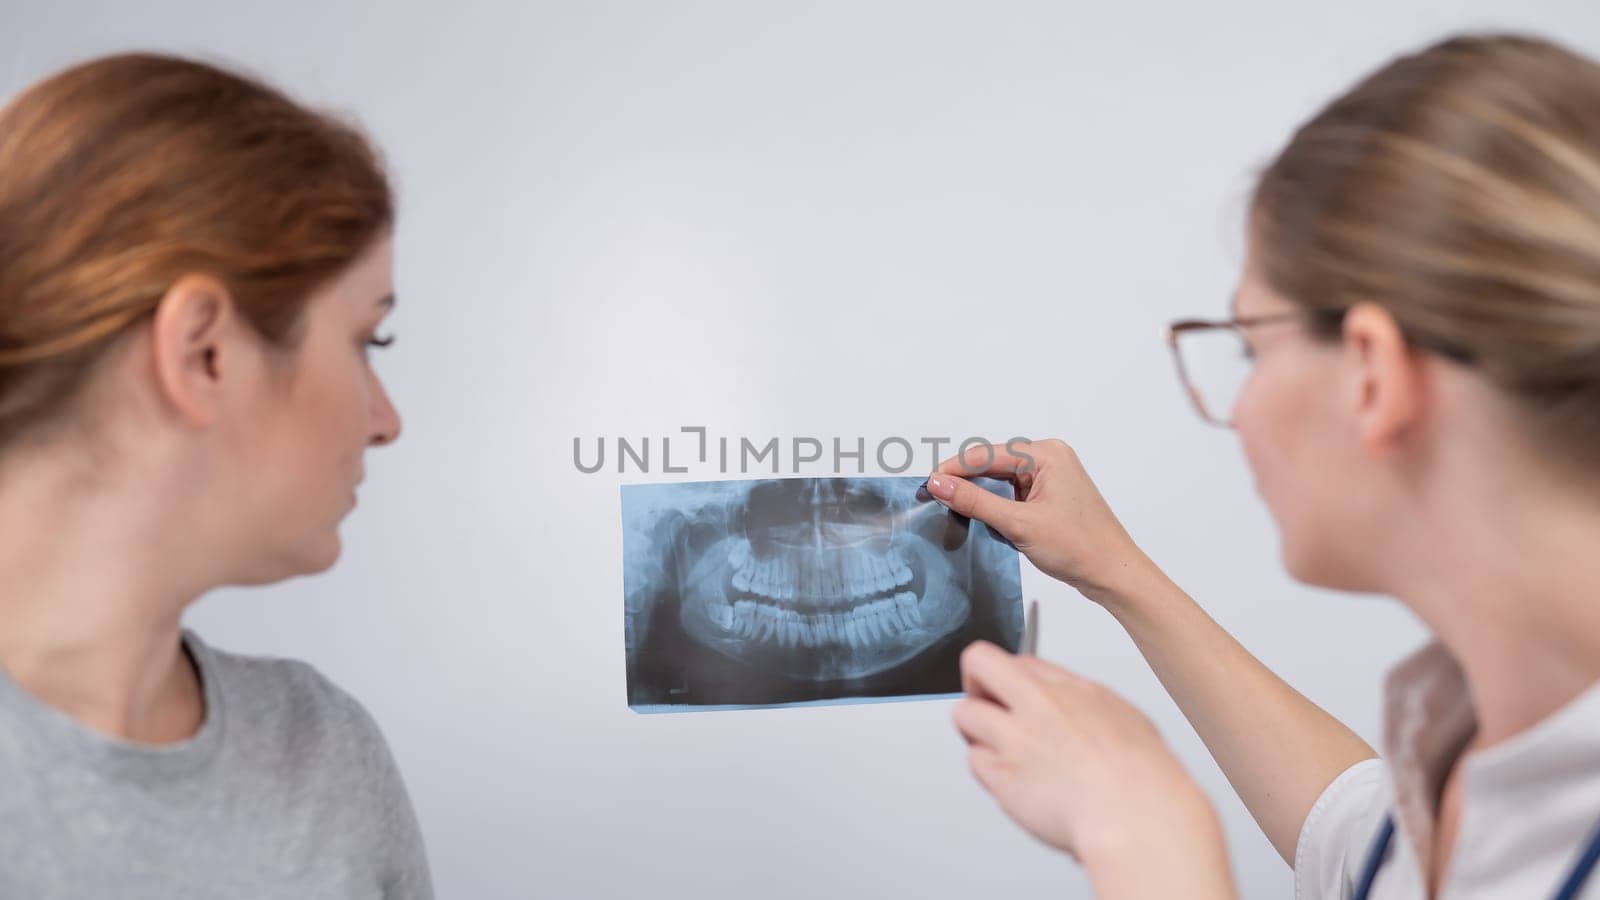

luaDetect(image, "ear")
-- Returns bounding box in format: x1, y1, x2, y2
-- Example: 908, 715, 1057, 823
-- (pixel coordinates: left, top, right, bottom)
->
1342, 300, 1427, 456
149, 273, 234, 428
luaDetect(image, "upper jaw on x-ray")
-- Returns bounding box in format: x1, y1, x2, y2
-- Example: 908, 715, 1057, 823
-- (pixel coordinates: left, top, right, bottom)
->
668, 478, 977, 681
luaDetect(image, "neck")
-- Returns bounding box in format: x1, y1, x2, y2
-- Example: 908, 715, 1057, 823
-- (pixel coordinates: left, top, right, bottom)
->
1385, 451, 1600, 748
0, 440, 208, 743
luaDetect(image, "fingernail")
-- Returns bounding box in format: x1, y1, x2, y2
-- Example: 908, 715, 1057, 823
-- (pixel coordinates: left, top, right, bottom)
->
926, 474, 955, 501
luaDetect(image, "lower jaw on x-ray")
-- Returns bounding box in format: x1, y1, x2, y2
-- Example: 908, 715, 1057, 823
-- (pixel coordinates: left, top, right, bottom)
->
621, 476, 1024, 711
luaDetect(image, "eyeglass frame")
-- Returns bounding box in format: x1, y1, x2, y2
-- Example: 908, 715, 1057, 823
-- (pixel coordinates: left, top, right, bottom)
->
1164, 307, 1337, 425
1164, 307, 1477, 428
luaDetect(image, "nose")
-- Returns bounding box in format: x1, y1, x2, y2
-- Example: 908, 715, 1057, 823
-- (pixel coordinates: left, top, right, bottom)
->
368, 373, 402, 447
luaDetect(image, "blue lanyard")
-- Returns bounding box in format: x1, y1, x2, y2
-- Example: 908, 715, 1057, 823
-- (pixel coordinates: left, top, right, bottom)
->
1352, 811, 1600, 900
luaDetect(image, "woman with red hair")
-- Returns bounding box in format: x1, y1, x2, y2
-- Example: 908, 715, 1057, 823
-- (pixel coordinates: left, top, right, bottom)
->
0, 53, 429, 898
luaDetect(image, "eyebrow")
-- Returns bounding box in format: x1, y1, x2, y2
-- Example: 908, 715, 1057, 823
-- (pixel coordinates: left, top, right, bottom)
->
377, 293, 396, 310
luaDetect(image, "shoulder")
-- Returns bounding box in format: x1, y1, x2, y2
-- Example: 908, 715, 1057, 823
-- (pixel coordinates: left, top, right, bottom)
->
185, 631, 436, 895
186, 629, 398, 776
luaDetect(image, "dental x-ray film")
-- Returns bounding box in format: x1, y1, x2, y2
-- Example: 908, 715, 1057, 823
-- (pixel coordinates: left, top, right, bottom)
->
622, 476, 1025, 712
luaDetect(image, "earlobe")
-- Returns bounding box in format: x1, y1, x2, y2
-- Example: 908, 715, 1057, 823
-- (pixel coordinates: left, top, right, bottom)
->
150, 273, 232, 428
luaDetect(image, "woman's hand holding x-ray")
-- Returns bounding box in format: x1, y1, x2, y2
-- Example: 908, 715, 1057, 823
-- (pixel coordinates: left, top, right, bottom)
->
924, 439, 1155, 606
954, 642, 1235, 897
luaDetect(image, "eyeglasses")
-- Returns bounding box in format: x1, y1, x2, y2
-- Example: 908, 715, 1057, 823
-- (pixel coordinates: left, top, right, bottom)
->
1164, 310, 1313, 428
1166, 306, 1478, 428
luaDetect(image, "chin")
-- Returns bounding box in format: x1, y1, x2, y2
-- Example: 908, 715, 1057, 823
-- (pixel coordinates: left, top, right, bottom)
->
228, 530, 343, 584
303, 533, 343, 573
1279, 538, 1323, 587
1279, 529, 1373, 593
279, 531, 343, 577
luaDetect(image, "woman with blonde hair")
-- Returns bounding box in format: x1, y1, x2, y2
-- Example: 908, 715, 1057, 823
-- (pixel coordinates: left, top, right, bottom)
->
934, 33, 1600, 900
0, 53, 431, 898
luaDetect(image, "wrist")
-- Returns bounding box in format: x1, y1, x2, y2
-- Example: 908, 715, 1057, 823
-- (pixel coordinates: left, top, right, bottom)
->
1082, 796, 1234, 900
1078, 548, 1171, 618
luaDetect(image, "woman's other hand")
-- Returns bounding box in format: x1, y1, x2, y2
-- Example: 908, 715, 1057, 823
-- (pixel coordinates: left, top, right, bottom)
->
954, 640, 1236, 899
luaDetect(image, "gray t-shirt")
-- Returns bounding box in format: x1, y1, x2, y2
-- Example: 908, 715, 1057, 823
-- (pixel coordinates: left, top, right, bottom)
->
0, 628, 434, 899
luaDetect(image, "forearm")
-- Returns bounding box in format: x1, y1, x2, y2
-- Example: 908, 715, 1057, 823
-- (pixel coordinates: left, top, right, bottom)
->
1085, 560, 1376, 865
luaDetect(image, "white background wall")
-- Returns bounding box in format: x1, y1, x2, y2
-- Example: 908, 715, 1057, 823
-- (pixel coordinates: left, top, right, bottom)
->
7, 2, 1598, 897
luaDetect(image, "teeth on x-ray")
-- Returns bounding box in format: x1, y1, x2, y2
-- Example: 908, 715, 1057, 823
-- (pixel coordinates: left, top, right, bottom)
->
623, 476, 1024, 705
711, 591, 923, 648
666, 477, 979, 681
715, 541, 926, 648
727, 543, 913, 602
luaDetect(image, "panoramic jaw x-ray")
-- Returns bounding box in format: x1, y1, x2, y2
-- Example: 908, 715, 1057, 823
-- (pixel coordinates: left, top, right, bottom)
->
621, 476, 1024, 711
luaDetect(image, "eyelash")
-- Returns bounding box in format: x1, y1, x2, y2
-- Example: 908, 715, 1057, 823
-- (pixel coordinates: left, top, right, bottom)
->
366, 333, 396, 350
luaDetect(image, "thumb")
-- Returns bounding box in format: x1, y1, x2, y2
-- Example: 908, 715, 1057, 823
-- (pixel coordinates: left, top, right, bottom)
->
926, 473, 1022, 536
